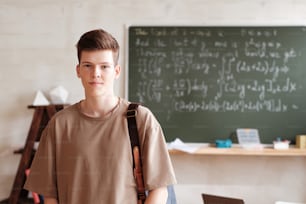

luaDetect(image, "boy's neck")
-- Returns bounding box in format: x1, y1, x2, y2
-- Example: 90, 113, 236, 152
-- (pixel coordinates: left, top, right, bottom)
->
80, 96, 120, 118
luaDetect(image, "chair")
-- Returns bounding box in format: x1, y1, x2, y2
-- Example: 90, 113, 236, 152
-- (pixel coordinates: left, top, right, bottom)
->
202, 193, 245, 204
166, 185, 177, 204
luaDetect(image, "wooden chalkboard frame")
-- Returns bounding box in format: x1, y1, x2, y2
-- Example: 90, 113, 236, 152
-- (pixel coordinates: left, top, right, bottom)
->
127, 25, 306, 143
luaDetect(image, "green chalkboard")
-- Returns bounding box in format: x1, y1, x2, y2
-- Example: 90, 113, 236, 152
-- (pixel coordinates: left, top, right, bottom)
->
128, 26, 306, 143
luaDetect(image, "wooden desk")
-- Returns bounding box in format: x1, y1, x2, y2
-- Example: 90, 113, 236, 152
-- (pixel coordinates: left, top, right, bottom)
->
169, 145, 306, 156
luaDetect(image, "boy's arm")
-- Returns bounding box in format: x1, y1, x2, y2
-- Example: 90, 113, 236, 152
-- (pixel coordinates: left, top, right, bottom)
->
44, 197, 58, 204
145, 186, 168, 204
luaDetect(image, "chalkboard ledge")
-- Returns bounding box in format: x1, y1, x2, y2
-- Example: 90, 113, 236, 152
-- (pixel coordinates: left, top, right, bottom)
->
169, 144, 306, 156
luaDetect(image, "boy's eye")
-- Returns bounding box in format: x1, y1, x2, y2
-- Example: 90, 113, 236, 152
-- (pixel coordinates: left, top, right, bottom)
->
82, 64, 92, 68
102, 65, 111, 69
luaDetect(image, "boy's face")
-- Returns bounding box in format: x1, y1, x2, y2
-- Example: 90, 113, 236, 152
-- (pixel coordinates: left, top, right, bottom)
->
76, 50, 120, 98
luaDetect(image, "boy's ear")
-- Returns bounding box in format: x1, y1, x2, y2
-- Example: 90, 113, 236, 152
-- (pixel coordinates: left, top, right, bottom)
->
115, 65, 121, 79
76, 65, 81, 78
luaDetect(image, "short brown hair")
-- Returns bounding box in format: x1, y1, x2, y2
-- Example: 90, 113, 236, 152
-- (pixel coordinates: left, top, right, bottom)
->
76, 29, 120, 64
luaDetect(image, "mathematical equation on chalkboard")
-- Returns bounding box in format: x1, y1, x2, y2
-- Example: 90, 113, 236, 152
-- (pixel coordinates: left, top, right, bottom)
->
129, 27, 306, 118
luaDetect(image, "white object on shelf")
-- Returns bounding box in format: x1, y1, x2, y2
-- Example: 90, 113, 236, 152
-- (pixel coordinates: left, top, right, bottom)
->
49, 85, 69, 104
32, 90, 50, 106
273, 141, 290, 149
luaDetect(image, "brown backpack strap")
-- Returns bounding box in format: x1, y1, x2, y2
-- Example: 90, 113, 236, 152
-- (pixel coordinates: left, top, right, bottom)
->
127, 103, 146, 204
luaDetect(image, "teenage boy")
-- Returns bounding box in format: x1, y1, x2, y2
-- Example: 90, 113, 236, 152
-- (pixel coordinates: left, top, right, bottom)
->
24, 29, 176, 204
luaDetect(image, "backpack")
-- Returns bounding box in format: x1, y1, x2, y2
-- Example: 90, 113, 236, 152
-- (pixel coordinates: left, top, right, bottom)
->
127, 103, 177, 204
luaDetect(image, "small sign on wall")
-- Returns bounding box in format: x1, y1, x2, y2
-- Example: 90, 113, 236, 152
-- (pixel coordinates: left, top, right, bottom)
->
236, 129, 261, 145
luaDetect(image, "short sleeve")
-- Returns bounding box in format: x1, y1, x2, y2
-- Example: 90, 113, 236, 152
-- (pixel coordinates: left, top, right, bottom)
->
24, 120, 58, 198
138, 107, 177, 190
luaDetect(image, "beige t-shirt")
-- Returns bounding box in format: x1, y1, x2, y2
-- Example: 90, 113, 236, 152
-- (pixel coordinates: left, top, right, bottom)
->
24, 98, 176, 204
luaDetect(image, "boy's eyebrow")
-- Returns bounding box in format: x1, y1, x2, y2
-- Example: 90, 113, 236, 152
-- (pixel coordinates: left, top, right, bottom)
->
80, 61, 114, 65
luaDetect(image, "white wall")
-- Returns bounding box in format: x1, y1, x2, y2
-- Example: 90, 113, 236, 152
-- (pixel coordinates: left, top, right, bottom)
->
171, 153, 306, 204
1, 0, 306, 203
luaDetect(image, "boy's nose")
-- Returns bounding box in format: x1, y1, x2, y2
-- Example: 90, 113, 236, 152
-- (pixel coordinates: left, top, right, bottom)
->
93, 66, 102, 78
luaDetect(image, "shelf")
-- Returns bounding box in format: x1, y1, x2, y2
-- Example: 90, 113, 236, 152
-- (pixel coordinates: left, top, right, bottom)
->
169, 145, 306, 156
5, 105, 65, 204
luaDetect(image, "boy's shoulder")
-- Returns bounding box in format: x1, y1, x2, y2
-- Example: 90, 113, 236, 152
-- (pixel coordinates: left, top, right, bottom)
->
125, 100, 151, 115
50, 102, 79, 121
